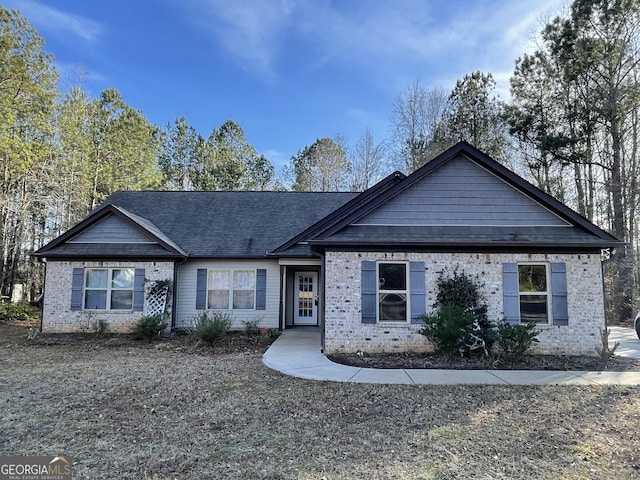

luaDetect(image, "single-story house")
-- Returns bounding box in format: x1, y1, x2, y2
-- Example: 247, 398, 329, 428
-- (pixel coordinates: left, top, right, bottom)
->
35, 142, 622, 356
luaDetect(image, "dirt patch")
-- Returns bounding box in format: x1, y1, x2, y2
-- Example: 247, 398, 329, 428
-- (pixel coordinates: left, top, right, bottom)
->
2, 320, 640, 479
327, 350, 640, 371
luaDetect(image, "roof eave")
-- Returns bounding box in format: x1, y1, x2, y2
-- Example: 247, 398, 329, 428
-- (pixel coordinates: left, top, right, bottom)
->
35, 253, 187, 260
308, 239, 621, 250
186, 254, 273, 260
267, 252, 317, 259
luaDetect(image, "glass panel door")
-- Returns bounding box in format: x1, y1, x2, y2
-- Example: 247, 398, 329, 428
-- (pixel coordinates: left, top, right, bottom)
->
294, 272, 318, 325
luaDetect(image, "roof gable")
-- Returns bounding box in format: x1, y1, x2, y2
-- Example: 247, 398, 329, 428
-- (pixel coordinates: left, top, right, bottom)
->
35, 205, 187, 258
68, 214, 157, 243
308, 142, 621, 249
356, 154, 568, 227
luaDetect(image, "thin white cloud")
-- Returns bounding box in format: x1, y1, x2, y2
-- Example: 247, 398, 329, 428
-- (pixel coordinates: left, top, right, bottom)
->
179, 0, 439, 83
179, 0, 566, 92
384, 0, 567, 99
182, 0, 296, 83
262, 0, 448, 74
460, 0, 566, 99
4, 0, 102, 42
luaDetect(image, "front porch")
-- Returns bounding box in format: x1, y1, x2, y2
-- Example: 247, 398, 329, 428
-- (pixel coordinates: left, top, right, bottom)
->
279, 260, 322, 329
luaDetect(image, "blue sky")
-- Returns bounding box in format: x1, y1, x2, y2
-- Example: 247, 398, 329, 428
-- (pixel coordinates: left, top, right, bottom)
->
8, 0, 564, 173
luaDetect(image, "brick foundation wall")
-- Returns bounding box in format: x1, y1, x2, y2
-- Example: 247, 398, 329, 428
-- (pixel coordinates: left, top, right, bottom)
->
323, 252, 605, 356
42, 260, 175, 333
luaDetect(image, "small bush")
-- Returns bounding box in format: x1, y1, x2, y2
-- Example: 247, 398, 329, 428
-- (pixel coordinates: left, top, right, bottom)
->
434, 268, 488, 322
419, 304, 475, 353
242, 316, 263, 336
27, 327, 39, 341
95, 318, 109, 335
194, 311, 233, 344
419, 267, 496, 356
134, 314, 168, 342
496, 321, 539, 359
0, 302, 38, 322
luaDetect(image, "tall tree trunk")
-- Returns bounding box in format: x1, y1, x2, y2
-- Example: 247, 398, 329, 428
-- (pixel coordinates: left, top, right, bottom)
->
574, 162, 586, 217
628, 106, 639, 310
610, 120, 633, 321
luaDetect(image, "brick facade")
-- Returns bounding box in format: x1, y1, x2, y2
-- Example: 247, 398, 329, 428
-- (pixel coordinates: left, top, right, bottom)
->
323, 251, 605, 356
42, 260, 174, 333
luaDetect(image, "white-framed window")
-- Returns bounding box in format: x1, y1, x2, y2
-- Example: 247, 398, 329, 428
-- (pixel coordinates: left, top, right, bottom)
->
377, 262, 409, 322
207, 269, 256, 310
518, 263, 550, 324
84, 268, 135, 310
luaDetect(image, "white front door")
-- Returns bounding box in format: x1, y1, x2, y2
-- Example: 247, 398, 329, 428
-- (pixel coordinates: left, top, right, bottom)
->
294, 272, 318, 326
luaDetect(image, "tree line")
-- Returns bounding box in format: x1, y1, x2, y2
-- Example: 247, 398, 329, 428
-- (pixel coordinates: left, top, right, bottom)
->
2, 1, 640, 323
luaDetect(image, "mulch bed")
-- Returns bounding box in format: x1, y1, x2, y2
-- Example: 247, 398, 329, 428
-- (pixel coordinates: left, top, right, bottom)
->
1, 320, 276, 356
327, 350, 640, 371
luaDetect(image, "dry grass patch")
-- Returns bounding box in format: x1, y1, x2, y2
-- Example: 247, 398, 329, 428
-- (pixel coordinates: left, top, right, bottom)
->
1, 322, 639, 479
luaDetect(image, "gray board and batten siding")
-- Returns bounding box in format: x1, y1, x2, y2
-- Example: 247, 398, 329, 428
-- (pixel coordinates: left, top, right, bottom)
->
356, 155, 569, 227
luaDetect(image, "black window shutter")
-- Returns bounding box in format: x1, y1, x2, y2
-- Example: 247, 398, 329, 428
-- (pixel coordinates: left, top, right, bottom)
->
196, 269, 207, 310
71, 267, 84, 310
256, 269, 267, 310
551, 262, 568, 326
409, 261, 426, 324
361, 261, 377, 324
502, 263, 520, 324
133, 269, 145, 312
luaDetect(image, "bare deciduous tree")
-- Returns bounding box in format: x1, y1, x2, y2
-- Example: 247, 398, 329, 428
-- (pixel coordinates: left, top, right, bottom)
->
349, 128, 389, 191
390, 81, 449, 172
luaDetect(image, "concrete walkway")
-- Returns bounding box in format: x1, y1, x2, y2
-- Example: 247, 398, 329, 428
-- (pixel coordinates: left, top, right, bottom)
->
262, 327, 640, 386
609, 326, 640, 359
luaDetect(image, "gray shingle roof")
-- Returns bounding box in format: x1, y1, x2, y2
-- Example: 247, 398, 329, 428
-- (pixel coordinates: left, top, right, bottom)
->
99, 191, 358, 257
